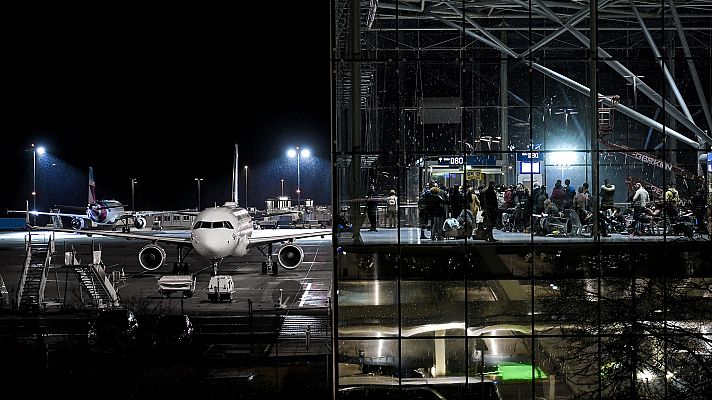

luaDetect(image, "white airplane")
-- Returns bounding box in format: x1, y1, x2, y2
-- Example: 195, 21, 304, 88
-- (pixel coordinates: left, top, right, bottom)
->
27, 145, 331, 275
15, 167, 175, 232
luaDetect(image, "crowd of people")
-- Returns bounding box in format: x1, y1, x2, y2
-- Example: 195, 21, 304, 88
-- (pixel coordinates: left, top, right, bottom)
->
356, 175, 709, 240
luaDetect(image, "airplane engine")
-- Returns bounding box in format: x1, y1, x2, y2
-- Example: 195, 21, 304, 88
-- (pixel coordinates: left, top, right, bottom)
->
71, 217, 84, 230
134, 216, 147, 229
138, 244, 166, 271
277, 244, 304, 270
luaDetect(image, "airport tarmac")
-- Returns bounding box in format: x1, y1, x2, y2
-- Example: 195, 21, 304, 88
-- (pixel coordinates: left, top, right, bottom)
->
0, 228, 334, 399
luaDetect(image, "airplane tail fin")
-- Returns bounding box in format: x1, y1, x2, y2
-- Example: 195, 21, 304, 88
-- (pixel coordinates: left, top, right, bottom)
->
88, 167, 96, 205
231, 144, 239, 205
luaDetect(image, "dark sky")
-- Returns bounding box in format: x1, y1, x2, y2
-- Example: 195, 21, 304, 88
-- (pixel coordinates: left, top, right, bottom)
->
2, 4, 331, 216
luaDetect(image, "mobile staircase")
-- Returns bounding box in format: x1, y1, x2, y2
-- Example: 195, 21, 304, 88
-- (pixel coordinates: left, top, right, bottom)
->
16, 232, 56, 312
66, 243, 121, 309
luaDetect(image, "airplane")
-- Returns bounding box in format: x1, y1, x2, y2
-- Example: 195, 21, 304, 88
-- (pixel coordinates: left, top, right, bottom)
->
26, 145, 331, 276
13, 167, 177, 232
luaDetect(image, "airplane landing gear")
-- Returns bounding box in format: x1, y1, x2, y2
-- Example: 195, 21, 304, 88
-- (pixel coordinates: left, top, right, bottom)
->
209, 258, 223, 276
259, 243, 278, 275
173, 245, 192, 274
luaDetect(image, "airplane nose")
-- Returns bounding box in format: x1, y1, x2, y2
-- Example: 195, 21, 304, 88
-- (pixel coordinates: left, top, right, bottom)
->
192, 230, 230, 258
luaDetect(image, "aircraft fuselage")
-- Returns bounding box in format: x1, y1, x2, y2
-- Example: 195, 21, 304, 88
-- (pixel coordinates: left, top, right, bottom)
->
86, 200, 124, 225
190, 202, 253, 260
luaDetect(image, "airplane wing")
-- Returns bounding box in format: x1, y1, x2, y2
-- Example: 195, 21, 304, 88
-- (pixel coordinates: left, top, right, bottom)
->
31, 226, 192, 245
247, 229, 331, 249
121, 209, 199, 218
8, 209, 88, 220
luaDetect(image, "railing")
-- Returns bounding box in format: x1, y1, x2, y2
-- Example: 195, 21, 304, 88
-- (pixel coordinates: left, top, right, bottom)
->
15, 237, 33, 309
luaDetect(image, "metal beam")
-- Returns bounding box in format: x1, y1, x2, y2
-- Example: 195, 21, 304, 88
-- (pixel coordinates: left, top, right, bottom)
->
517, 0, 616, 58
512, 0, 711, 145
428, 12, 503, 52
529, 62, 701, 148
628, 0, 694, 124
441, 0, 519, 58
668, 0, 712, 135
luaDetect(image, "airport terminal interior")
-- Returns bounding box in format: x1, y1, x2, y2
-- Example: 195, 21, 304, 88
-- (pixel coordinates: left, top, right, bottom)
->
332, 0, 711, 399
1, 1, 712, 400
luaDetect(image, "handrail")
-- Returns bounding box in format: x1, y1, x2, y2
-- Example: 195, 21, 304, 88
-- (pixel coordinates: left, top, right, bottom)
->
37, 235, 54, 306
15, 234, 33, 309
90, 262, 120, 306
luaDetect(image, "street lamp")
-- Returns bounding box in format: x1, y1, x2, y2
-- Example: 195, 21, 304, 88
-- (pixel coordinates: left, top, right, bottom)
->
195, 178, 203, 210
287, 146, 310, 212
130, 178, 138, 210
29, 144, 46, 225
244, 165, 248, 209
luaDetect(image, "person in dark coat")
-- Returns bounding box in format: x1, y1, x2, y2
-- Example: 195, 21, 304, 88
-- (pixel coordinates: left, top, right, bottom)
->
426, 186, 446, 240
483, 180, 499, 242
449, 185, 464, 220
366, 188, 379, 232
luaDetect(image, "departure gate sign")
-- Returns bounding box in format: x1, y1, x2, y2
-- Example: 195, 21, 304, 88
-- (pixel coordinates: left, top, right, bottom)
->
517, 152, 540, 162
437, 155, 496, 166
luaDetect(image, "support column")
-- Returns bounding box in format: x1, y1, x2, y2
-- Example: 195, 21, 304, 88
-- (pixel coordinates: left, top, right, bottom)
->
666, 29, 677, 181
349, 0, 363, 244
433, 330, 447, 377
590, 0, 599, 238
500, 24, 509, 186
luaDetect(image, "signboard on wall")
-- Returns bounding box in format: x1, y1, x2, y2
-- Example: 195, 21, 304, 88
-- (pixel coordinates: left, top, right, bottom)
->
517, 152, 540, 162
437, 155, 497, 166
466, 170, 482, 180
708, 153, 712, 173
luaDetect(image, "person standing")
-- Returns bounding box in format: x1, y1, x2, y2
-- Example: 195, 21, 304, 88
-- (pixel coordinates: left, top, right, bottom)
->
582, 182, 591, 211
366, 188, 379, 232
468, 186, 482, 239
385, 190, 398, 228
417, 184, 431, 239
664, 182, 680, 219
449, 185, 464, 220
600, 179, 616, 212
632, 182, 649, 236
483, 180, 499, 242
426, 186, 446, 241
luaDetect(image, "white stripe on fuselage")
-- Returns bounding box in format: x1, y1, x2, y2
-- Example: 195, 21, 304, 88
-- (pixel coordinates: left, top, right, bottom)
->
190, 204, 252, 260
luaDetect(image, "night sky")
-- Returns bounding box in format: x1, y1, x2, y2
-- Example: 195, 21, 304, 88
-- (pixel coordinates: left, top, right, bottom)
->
1, 4, 331, 216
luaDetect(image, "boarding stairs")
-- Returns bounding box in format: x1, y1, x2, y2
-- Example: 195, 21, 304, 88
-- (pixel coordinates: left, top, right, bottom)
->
17, 232, 55, 312
66, 244, 120, 309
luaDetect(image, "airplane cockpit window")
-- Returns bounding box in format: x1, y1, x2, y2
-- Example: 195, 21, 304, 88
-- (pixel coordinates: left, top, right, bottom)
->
193, 221, 232, 229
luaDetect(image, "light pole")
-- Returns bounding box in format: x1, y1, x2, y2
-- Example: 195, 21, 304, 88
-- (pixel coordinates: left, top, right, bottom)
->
244, 165, 248, 209
30, 144, 46, 225
195, 178, 203, 211
130, 178, 137, 210
287, 146, 310, 213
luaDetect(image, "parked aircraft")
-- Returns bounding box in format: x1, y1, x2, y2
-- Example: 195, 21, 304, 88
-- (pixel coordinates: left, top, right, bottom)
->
14, 167, 176, 232
27, 145, 330, 275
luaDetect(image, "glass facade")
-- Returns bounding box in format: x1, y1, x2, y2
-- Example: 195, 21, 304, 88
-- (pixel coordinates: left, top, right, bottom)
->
331, 1, 712, 398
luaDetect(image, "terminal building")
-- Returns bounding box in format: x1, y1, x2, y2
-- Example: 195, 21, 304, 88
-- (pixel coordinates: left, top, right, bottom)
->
330, 1, 711, 399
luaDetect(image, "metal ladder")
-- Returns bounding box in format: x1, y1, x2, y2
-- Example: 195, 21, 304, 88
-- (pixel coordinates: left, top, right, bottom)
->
17, 232, 55, 312
67, 243, 120, 309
